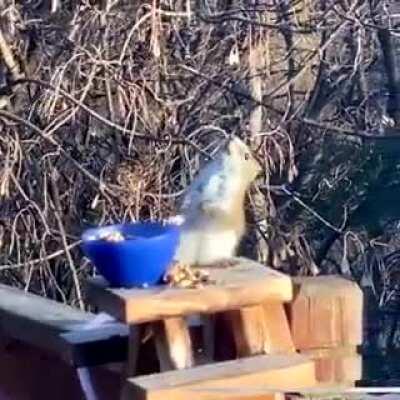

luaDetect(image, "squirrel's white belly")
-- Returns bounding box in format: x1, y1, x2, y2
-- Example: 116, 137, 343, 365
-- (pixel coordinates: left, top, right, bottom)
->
174, 228, 239, 265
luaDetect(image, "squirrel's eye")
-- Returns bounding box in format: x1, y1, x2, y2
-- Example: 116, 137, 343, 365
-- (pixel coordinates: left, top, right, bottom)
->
244, 153, 250, 160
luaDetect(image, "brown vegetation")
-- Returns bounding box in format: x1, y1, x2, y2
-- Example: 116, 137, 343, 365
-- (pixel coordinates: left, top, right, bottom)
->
0, 0, 400, 347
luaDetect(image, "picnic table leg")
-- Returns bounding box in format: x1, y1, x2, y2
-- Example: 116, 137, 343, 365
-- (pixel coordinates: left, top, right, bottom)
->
125, 325, 141, 377
225, 302, 295, 357
153, 317, 193, 371
76, 367, 99, 400
262, 302, 296, 353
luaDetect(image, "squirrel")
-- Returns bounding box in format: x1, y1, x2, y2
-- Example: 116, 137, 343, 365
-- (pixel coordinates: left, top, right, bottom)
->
173, 136, 262, 268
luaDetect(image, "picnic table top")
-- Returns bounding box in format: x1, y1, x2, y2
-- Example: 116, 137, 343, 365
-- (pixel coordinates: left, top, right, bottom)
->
85, 258, 293, 324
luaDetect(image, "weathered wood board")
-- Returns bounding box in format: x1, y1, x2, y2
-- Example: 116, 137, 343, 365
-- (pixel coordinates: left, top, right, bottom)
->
288, 276, 363, 350
0, 283, 128, 366
122, 353, 316, 400
225, 303, 295, 357
153, 317, 194, 371
86, 258, 293, 323
300, 347, 362, 384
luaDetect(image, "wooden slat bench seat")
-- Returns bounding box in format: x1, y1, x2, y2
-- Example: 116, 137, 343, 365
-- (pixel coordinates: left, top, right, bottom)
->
0, 283, 131, 399
122, 353, 316, 400
0, 283, 129, 367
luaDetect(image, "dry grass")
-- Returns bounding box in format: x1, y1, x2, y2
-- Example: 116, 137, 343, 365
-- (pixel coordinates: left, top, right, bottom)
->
0, 0, 398, 323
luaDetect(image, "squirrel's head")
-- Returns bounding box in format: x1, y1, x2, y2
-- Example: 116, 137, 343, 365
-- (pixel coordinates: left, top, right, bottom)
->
225, 137, 262, 183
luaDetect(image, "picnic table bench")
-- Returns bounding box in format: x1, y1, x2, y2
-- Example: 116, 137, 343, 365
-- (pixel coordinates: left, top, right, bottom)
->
85, 258, 318, 399
0, 283, 129, 399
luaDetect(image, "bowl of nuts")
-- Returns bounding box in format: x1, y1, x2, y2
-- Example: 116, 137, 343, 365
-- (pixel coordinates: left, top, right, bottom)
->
81, 222, 180, 288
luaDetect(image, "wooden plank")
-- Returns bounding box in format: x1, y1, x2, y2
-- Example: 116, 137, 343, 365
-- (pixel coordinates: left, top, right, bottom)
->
300, 347, 362, 384
0, 283, 92, 329
59, 324, 128, 367
153, 317, 194, 371
122, 354, 315, 400
0, 283, 91, 354
226, 306, 269, 357
314, 354, 361, 385
0, 283, 129, 366
130, 391, 283, 400
262, 303, 296, 353
86, 258, 293, 323
288, 276, 363, 350
226, 303, 295, 357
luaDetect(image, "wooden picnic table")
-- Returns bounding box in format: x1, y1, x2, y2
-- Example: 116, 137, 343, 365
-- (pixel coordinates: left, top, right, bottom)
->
85, 257, 296, 377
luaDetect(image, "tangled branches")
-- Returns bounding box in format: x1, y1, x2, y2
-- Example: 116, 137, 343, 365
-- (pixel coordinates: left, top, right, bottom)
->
0, 0, 400, 315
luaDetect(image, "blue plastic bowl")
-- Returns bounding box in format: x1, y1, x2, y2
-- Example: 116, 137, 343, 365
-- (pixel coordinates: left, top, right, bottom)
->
81, 222, 180, 288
